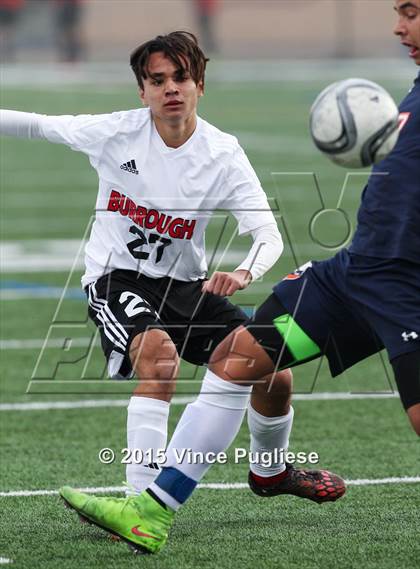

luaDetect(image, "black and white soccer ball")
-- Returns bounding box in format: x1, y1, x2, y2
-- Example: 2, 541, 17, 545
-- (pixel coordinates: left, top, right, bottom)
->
309, 78, 399, 168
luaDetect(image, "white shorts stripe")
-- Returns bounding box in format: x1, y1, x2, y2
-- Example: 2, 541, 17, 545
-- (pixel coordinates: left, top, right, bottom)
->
96, 312, 126, 352
88, 283, 106, 312
88, 283, 129, 346
87, 287, 104, 313
91, 283, 106, 305
103, 304, 129, 340
89, 283, 133, 341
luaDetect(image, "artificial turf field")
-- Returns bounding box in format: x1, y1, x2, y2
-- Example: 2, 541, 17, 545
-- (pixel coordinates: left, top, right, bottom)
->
0, 63, 419, 568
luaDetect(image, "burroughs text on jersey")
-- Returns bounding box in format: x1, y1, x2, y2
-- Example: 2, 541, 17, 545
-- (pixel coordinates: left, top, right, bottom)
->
107, 189, 197, 240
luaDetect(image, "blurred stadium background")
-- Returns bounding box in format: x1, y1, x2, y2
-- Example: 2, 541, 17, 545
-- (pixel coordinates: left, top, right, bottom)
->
0, 0, 412, 61
1, 2, 419, 568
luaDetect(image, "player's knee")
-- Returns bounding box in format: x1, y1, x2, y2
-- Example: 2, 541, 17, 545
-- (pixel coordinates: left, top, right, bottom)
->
129, 329, 179, 381
253, 368, 293, 398
279, 367, 293, 388
407, 404, 420, 437
409, 419, 420, 437
278, 367, 293, 395
209, 326, 276, 383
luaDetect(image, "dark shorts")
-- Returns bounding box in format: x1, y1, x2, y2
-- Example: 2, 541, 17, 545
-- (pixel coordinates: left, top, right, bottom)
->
86, 269, 247, 379
247, 249, 420, 377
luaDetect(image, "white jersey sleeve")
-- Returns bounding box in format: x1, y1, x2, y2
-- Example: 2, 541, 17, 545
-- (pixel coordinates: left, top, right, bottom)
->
235, 223, 283, 281
0, 109, 119, 167
220, 145, 277, 235
0, 109, 44, 139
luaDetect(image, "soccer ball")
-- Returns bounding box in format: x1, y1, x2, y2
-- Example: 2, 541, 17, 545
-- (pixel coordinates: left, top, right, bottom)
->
309, 78, 399, 168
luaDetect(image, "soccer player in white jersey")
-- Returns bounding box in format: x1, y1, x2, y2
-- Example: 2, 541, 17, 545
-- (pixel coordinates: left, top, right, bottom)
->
54, 5, 420, 554
1, 31, 344, 551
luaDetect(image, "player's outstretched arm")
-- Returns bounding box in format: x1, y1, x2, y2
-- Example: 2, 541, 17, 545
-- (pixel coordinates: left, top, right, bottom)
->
202, 223, 283, 296
1, 108, 111, 163
0, 109, 46, 139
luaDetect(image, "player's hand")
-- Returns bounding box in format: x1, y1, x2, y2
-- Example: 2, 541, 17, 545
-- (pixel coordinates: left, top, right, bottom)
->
202, 270, 252, 296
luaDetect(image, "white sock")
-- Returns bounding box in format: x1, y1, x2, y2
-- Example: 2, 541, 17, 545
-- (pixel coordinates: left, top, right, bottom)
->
126, 396, 169, 494
248, 404, 294, 477
150, 369, 251, 509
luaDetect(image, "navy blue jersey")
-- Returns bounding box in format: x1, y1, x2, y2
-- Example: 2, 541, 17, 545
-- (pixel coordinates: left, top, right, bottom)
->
272, 250, 420, 375
349, 72, 420, 263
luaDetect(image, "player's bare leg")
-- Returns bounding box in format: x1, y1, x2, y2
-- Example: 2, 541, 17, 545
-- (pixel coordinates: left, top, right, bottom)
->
210, 327, 346, 503
126, 329, 180, 493
130, 329, 179, 402
251, 368, 292, 416
407, 404, 420, 436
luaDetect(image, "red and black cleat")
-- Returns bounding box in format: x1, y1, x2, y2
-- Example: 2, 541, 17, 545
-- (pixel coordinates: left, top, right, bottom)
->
248, 462, 346, 503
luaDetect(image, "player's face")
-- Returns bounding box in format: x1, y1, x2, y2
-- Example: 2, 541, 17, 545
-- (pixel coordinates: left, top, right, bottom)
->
394, 0, 420, 64
140, 52, 204, 124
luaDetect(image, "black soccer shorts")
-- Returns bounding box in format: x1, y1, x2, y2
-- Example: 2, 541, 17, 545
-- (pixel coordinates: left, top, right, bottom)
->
86, 269, 247, 379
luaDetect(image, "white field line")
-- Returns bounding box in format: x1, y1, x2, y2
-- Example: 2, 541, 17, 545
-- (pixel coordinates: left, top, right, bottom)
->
1, 132, 307, 159
0, 241, 247, 272
0, 559, 13, 565
0, 280, 278, 301
0, 397, 195, 411
0, 279, 275, 299
0, 338, 94, 350
1, 477, 419, 498
0, 239, 319, 274
0, 392, 399, 412
0, 59, 413, 88
0, 288, 84, 301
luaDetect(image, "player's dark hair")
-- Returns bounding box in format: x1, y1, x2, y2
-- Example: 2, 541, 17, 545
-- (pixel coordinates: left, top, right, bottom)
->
130, 31, 209, 90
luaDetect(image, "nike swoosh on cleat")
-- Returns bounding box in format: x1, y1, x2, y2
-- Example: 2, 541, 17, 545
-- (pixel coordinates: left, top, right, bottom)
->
131, 526, 159, 540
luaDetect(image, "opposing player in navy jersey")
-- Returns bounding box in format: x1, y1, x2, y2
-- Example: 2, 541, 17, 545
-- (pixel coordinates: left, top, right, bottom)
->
57, 1, 419, 554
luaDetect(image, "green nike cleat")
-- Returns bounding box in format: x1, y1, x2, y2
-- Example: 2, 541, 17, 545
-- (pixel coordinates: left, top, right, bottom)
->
59, 486, 174, 554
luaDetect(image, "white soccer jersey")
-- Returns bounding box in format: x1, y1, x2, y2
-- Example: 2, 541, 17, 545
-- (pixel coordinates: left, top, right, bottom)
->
2, 108, 278, 286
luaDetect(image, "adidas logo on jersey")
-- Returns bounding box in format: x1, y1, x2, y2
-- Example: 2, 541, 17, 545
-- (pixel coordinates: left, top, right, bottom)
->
120, 159, 139, 175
